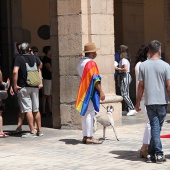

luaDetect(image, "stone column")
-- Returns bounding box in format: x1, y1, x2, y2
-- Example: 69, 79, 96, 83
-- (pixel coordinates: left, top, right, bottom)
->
50, 0, 122, 129
50, 0, 61, 128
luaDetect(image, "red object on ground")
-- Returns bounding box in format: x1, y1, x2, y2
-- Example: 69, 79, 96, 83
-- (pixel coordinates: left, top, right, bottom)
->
160, 134, 170, 138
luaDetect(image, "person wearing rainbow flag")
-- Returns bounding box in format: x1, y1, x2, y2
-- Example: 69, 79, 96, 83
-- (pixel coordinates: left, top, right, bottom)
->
75, 42, 105, 144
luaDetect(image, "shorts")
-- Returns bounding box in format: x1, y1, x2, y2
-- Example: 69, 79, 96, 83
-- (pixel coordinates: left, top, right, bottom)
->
42, 79, 52, 96
17, 87, 39, 113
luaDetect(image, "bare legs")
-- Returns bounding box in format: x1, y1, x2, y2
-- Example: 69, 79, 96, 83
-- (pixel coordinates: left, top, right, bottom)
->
0, 111, 4, 134
16, 112, 25, 131
26, 112, 35, 133
33, 111, 42, 132
16, 112, 37, 132
25, 111, 42, 134
0, 110, 9, 137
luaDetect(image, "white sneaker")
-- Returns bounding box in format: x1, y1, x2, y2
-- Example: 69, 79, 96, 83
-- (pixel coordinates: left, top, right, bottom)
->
126, 110, 137, 116
21, 133, 37, 138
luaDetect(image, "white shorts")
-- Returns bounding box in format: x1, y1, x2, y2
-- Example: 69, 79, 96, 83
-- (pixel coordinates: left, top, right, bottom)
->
17, 87, 39, 113
43, 79, 52, 96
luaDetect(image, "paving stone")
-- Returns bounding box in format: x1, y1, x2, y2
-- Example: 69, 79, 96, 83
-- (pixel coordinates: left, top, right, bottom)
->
1, 113, 170, 169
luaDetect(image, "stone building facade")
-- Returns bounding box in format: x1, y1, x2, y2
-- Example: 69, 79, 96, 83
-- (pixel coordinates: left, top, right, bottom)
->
50, 0, 122, 129
0, 0, 170, 129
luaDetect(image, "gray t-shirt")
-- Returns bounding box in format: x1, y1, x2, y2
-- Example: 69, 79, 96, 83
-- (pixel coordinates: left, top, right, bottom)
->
139, 59, 170, 105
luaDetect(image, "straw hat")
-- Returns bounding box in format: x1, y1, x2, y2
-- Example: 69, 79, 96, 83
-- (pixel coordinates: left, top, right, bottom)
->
82, 43, 100, 53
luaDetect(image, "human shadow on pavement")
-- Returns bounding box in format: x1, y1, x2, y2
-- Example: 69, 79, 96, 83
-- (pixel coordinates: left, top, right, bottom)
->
110, 150, 145, 162
164, 154, 170, 159
4, 130, 30, 137
59, 139, 83, 145
165, 120, 170, 123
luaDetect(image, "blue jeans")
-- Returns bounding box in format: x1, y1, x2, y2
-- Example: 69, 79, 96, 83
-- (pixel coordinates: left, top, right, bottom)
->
146, 104, 167, 156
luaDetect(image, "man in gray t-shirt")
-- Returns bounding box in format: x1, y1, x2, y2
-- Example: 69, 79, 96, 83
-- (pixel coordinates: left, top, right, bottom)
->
135, 40, 170, 163
139, 59, 170, 105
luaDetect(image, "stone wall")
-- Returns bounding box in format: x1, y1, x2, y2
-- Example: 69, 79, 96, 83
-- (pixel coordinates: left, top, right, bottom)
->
50, 0, 122, 129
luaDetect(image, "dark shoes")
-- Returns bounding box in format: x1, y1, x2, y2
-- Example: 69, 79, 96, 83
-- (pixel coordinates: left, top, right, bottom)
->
146, 155, 156, 163
146, 154, 166, 164
82, 136, 87, 144
156, 155, 166, 164
82, 137, 103, 144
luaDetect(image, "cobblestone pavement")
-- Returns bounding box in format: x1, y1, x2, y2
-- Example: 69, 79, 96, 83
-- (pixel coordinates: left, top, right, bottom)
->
1, 113, 170, 170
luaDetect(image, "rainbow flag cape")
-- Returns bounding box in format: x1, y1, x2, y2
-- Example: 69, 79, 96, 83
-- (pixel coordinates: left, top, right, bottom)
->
75, 60, 101, 116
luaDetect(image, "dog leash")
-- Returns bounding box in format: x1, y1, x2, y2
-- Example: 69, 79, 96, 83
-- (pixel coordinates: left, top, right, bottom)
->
101, 104, 107, 110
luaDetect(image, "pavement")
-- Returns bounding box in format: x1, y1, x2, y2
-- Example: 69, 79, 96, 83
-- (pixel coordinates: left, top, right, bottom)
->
1, 112, 170, 170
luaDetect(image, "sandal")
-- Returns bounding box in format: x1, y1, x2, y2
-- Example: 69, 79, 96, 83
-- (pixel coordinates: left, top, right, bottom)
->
0, 133, 9, 138
86, 138, 103, 144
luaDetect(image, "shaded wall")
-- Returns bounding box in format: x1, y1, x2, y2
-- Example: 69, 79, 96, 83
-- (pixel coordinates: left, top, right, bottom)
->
22, 0, 50, 56
114, 0, 144, 103
144, 0, 165, 53
114, 0, 165, 103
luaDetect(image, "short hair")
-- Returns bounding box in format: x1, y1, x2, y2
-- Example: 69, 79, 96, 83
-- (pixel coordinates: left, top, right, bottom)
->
43, 46, 51, 54
16, 42, 22, 54
31, 46, 38, 52
16, 42, 22, 47
148, 40, 161, 53
20, 42, 30, 54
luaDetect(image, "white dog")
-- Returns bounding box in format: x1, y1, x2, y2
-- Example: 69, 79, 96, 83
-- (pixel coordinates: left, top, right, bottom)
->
94, 105, 119, 141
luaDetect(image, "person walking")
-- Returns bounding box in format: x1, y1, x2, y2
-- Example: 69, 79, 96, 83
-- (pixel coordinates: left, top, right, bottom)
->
115, 45, 136, 116
135, 44, 150, 158
13, 42, 43, 137
75, 42, 105, 144
135, 40, 170, 163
